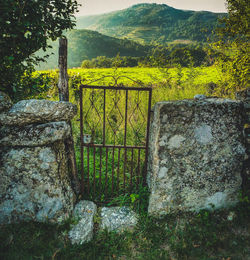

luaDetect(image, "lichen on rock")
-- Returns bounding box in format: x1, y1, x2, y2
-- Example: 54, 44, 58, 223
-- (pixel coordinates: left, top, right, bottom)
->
0, 95, 77, 224
147, 98, 246, 217
0, 142, 74, 224
0, 121, 71, 147
69, 200, 97, 245
100, 206, 138, 232
0, 99, 77, 126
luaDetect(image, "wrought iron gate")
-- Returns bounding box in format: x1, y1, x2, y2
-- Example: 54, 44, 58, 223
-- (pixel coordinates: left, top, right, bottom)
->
79, 84, 152, 202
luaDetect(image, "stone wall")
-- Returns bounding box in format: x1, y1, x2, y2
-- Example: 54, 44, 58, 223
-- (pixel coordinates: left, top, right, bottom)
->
235, 89, 250, 189
0, 92, 77, 224
147, 97, 246, 217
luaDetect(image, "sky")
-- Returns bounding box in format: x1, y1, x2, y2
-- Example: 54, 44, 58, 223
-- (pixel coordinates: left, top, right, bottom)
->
76, 0, 227, 17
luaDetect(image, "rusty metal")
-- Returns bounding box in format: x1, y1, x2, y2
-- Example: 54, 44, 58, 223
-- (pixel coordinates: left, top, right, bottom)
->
105, 147, 108, 195
93, 147, 96, 195
79, 84, 152, 202
111, 147, 115, 194
80, 88, 84, 193
144, 89, 152, 185
99, 148, 102, 188
130, 148, 134, 189
137, 149, 141, 188
117, 148, 121, 192
123, 148, 127, 192
87, 146, 90, 194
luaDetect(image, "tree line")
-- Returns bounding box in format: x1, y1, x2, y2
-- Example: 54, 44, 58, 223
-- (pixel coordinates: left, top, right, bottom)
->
0, 0, 248, 99
81, 45, 216, 69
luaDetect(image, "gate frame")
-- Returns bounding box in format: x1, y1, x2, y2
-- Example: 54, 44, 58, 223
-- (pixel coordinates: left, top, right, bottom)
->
79, 84, 152, 197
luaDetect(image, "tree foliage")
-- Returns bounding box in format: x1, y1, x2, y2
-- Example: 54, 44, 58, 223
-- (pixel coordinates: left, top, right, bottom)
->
80, 44, 211, 69
0, 0, 79, 99
213, 0, 249, 95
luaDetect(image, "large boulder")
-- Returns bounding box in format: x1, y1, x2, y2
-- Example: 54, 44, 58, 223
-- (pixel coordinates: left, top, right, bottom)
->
69, 200, 97, 245
0, 99, 77, 126
147, 98, 246, 217
0, 97, 77, 224
0, 142, 75, 224
0, 91, 12, 112
0, 121, 71, 146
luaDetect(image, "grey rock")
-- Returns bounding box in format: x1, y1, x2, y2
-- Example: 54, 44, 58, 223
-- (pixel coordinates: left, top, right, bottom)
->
0, 143, 74, 224
0, 121, 71, 146
194, 94, 206, 100
0, 99, 77, 126
0, 91, 12, 112
69, 200, 97, 245
100, 206, 138, 232
147, 98, 245, 217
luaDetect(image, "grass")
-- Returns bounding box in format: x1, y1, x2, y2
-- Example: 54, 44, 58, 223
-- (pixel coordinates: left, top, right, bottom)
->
32, 65, 223, 203
3, 66, 247, 259
36, 66, 223, 102
1, 202, 249, 259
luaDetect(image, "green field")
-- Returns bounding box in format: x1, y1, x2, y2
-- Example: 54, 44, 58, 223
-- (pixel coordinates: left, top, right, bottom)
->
35, 66, 224, 104
31, 65, 226, 202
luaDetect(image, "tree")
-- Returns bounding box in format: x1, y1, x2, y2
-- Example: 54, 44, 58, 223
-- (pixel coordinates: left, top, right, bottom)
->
0, 0, 79, 99
214, 0, 249, 95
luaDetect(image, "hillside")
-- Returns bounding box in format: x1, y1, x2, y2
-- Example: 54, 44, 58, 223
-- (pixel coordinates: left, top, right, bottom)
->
36, 29, 150, 70
76, 3, 226, 44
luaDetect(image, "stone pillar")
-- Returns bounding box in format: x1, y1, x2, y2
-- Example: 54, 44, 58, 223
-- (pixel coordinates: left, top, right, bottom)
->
0, 92, 77, 224
235, 89, 250, 191
147, 98, 246, 217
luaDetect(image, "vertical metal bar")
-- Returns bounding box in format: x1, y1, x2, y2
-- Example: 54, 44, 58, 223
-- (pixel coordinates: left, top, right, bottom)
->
117, 148, 121, 192
124, 90, 128, 146
105, 147, 108, 195
103, 89, 106, 145
137, 149, 141, 188
111, 147, 115, 194
93, 147, 96, 196
80, 86, 84, 194
130, 148, 134, 190
87, 146, 90, 194
144, 89, 152, 185
99, 148, 102, 189
123, 148, 127, 191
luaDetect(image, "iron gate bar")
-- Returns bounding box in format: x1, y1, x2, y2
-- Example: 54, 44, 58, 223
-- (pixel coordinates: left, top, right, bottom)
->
124, 90, 128, 146
130, 148, 134, 189
81, 85, 151, 91
79, 88, 84, 193
144, 88, 152, 185
117, 148, 121, 192
103, 89, 106, 145
105, 148, 108, 195
137, 149, 141, 188
79, 84, 152, 197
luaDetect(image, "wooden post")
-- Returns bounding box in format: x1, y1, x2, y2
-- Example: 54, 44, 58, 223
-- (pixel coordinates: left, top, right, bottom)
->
58, 37, 69, 101
58, 37, 80, 194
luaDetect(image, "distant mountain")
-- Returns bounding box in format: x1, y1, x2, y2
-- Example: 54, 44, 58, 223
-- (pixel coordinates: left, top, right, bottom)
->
36, 29, 150, 70
76, 3, 226, 44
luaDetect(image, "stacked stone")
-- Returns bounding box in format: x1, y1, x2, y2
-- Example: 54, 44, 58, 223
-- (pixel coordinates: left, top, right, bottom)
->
0, 92, 77, 224
147, 97, 246, 217
244, 89, 250, 153
235, 89, 250, 187
244, 89, 250, 182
